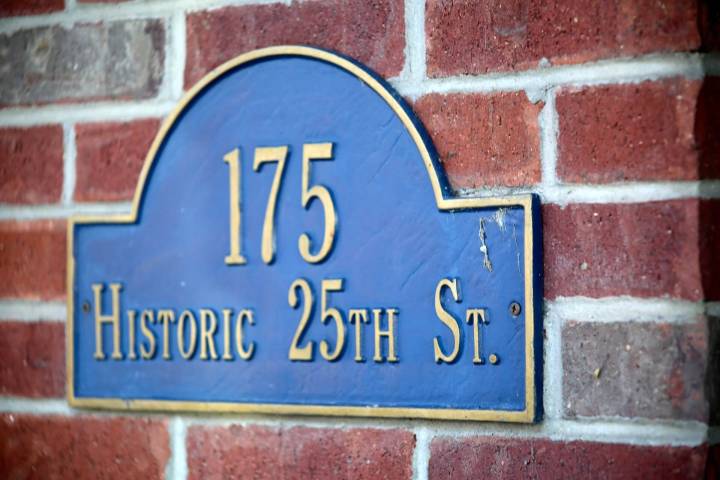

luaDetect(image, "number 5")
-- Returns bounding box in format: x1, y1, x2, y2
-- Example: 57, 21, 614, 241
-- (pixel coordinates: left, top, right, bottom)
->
299, 143, 337, 263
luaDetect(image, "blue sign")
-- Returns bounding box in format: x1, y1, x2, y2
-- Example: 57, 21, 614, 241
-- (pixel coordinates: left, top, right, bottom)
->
68, 46, 543, 422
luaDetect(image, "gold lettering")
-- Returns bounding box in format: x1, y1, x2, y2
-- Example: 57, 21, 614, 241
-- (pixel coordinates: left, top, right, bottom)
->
299, 143, 336, 263
126, 309, 137, 360
465, 308, 486, 364
157, 309, 175, 360
178, 310, 197, 359
373, 308, 399, 363
433, 278, 461, 364
92, 283, 123, 360
235, 309, 255, 360
253, 146, 289, 264
319, 279, 345, 361
348, 308, 369, 362
199, 309, 219, 360
223, 148, 247, 265
140, 309, 156, 359
288, 278, 314, 361
222, 309, 233, 360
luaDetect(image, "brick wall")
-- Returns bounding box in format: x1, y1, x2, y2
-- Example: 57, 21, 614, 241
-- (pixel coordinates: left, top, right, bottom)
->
0, 0, 718, 478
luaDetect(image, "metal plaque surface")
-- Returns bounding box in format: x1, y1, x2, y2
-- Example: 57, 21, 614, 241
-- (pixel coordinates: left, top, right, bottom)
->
68, 46, 543, 422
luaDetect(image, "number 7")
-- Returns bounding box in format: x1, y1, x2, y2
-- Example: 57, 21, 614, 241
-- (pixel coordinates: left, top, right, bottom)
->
253, 146, 289, 264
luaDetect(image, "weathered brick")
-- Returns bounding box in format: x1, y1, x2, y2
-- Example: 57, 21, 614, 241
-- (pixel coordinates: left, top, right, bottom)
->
563, 320, 707, 421
0, 220, 65, 300
426, 0, 701, 77
185, 0, 404, 87
0, 20, 164, 107
0, 0, 63, 17
75, 119, 160, 202
543, 201, 702, 300
0, 125, 64, 204
0, 414, 169, 479
557, 78, 717, 183
413, 92, 542, 189
428, 436, 707, 479
0, 321, 64, 398
187, 425, 415, 480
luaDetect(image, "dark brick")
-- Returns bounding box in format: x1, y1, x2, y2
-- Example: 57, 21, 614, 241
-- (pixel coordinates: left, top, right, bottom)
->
187, 425, 415, 480
557, 79, 716, 183
543, 201, 702, 300
0, 321, 64, 398
185, 0, 404, 86
0, 414, 169, 479
0, 0, 63, 17
0, 20, 165, 107
563, 320, 707, 421
0, 125, 64, 204
413, 92, 542, 189
700, 200, 720, 302
0, 220, 66, 300
426, 0, 701, 77
695, 77, 720, 181
428, 436, 707, 479
75, 119, 160, 202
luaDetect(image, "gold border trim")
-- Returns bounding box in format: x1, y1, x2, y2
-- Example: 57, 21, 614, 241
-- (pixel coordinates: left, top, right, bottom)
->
67, 46, 537, 423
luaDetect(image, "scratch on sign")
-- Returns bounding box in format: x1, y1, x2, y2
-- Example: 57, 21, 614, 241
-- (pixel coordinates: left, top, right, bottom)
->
478, 218, 493, 272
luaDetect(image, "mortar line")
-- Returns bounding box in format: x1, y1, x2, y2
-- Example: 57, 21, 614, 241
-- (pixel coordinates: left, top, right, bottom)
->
0, 300, 66, 322
391, 53, 705, 97
0, 0, 286, 33
61, 123, 76, 206
168, 417, 188, 480
547, 297, 706, 324
0, 202, 133, 220
170, 11, 187, 101
0, 101, 176, 127
402, 0, 426, 87
542, 310, 563, 420
539, 88, 558, 188
412, 426, 430, 480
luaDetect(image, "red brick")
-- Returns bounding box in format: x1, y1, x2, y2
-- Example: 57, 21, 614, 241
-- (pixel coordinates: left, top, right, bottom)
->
0, 20, 164, 106
428, 436, 707, 479
543, 201, 702, 300
700, 200, 720, 301
187, 425, 415, 480
75, 119, 160, 202
0, 221, 66, 300
0, 322, 64, 398
557, 79, 715, 183
0, 414, 169, 479
185, 0, 404, 87
0, 0, 63, 17
426, 0, 701, 77
0, 126, 64, 204
563, 319, 707, 421
413, 92, 542, 189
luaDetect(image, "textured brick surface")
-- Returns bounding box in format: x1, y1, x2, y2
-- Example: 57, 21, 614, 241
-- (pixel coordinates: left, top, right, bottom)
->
426, 0, 701, 77
0, 20, 164, 106
75, 119, 160, 202
563, 320, 707, 420
185, 0, 404, 86
0, 0, 63, 17
187, 425, 415, 480
0, 322, 64, 398
543, 201, 702, 300
0, 415, 169, 479
428, 436, 707, 479
557, 79, 715, 183
0, 221, 65, 300
414, 92, 542, 189
0, 125, 64, 204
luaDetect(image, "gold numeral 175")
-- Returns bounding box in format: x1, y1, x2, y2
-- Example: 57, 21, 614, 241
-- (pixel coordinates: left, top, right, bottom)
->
222, 142, 336, 265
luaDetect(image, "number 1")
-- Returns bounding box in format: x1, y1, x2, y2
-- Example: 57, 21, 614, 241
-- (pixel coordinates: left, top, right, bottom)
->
223, 148, 247, 265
